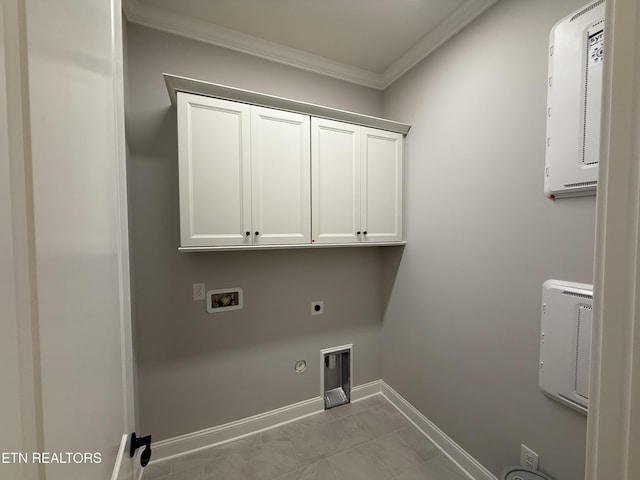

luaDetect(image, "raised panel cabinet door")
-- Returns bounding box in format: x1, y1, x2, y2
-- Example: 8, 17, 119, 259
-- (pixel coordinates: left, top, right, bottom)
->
250, 106, 311, 245
361, 127, 403, 243
311, 118, 361, 244
177, 93, 252, 247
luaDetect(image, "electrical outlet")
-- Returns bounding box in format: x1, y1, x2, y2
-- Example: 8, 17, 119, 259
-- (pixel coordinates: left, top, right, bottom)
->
193, 283, 205, 301
520, 444, 539, 470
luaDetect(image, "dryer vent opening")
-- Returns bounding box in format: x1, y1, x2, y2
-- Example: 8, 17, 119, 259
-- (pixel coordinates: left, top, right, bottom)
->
323, 348, 351, 409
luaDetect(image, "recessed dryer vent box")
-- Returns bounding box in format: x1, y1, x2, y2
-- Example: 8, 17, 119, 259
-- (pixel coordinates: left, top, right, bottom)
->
544, 0, 605, 199
539, 280, 593, 414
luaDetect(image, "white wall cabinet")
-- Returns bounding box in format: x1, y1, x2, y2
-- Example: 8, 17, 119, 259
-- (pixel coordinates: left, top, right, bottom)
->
178, 93, 251, 247
250, 106, 311, 245
176, 88, 405, 250
311, 118, 403, 244
360, 127, 404, 243
178, 93, 310, 247
311, 119, 361, 244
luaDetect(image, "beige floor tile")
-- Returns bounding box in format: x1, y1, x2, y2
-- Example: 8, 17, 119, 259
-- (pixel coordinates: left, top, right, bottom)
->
274, 459, 339, 480
143, 395, 469, 480
250, 439, 300, 480
355, 403, 412, 438
289, 415, 372, 466
366, 431, 424, 476
327, 444, 393, 480
394, 455, 470, 480
395, 426, 441, 462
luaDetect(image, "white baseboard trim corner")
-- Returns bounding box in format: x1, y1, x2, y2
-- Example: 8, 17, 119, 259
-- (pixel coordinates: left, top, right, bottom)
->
351, 379, 383, 401
148, 379, 496, 480
379, 380, 498, 480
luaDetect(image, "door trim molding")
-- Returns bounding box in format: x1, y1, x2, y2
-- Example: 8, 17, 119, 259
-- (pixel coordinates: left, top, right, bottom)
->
587, 0, 640, 478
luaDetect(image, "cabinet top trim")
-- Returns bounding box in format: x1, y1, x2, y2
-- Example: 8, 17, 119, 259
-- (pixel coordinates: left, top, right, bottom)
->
178, 241, 406, 252
163, 73, 411, 135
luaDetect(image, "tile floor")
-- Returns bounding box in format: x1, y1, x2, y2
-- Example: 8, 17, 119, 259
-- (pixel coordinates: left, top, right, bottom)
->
143, 395, 470, 480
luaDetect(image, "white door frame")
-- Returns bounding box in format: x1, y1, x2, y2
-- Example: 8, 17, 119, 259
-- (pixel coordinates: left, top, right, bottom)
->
110, 0, 138, 476
587, 0, 640, 478
0, 1, 40, 479
1, 0, 136, 479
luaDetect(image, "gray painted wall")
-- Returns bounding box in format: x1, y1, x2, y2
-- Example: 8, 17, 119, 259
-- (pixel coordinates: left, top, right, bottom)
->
125, 24, 385, 441
381, 1, 594, 479
127, 1, 595, 474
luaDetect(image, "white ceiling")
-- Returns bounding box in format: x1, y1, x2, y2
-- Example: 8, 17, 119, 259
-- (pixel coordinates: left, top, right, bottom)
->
123, 0, 498, 89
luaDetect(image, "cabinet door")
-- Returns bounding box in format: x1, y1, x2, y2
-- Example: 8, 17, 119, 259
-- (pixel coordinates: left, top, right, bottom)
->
361, 127, 403, 243
178, 93, 252, 247
311, 118, 361, 244
251, 106, 310, 245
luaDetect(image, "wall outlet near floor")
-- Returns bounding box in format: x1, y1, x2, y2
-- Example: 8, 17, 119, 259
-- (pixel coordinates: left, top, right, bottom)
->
520, 444, 539, 470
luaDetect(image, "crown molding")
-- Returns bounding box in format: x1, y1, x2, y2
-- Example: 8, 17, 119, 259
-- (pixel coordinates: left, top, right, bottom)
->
382, 0, 499, 87
123, 0, 385, 89
123, 0, 498, 90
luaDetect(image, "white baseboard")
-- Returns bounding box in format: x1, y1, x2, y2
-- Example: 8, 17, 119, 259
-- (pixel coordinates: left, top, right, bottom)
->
351, 379, 383, 401
150, 396, 324, 462
379, 381, 498, 480
149, 380, 497, 480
